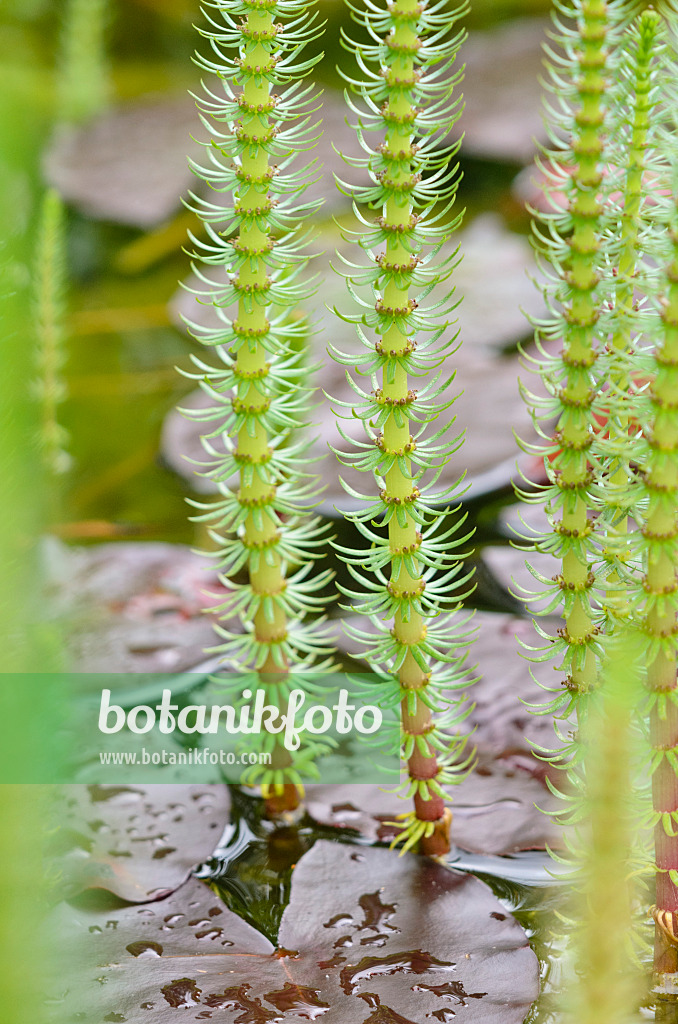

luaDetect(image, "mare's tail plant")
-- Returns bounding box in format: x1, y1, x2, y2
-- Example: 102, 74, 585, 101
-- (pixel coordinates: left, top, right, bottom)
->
182, 0, 334, 813
522, 0, 678, 993
566, 632, 645, 1024
57, 0, 111, 124
592, 11, 678, 985
637, 81, 678, 983
519, 0, 617, 720
32, 189, 71, 492
330, 0, 473, 856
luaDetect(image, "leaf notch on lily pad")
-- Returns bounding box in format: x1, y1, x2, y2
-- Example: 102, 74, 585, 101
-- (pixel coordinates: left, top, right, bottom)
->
44, 840, 539, 1023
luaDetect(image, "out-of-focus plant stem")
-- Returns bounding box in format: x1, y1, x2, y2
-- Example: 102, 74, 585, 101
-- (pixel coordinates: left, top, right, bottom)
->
567, 633, 644, 1024
57, 0, 111, 124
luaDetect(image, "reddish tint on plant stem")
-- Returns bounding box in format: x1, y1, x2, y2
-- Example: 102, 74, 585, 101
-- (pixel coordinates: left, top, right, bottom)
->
331, 0, 471, 857
652, 703, 678, 973
184, 0, 334, 815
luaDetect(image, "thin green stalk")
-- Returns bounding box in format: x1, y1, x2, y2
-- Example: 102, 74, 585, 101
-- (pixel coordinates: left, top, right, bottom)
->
381, 0, 447, 843
600, 14, 661, 625
548, 0, 608, 698
525, 2, 678, 995
520, 0, 619, 721
566, 632, 644, 1024
637, 164, 678, 981
0, 85, 58, 1024
32, 188, 71, 499
57, 0, 111, 124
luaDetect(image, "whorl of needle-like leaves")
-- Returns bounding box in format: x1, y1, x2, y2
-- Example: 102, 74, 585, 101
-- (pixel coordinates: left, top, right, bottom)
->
517, 0, 629, 720
331, 0, 473, 855
180, 0, 335, 792
521, 5, 678, 973
637, 212, 678, 974
629, 49, 678, 965
590, 12, 668, 631
57, 0, 111, 124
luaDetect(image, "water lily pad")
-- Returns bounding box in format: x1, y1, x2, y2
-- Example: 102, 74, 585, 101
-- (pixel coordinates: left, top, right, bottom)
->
53, 783, 231, 902
447, 215, 545, 353
44, 841, 539, 1023
45, 539, 231, 673
315, 607, 567, 852
305, 771, 560, 856
481, 501, 560, 617
43, 90, 366, 231
171, 214, 541, 354
462, 611, 567, 776
461, 20, 548, 163
44, 97, 208, 228
306, 91, 370, 215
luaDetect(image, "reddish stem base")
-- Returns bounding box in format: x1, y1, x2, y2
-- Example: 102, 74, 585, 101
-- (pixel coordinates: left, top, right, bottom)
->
419, 808, 452, 858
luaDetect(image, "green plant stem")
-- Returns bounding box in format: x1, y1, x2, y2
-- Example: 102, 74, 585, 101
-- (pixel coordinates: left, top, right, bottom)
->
569, 633, 643, 1024
646, 216, 678, 978
33, 189, 70, 504
234, 25, 297, 808
554, 0, 609, 700
235, 18, 288, 672
186, 0, 333, 810
332, 0, 469, 856
57, 0, 110, 124
378, 0, 448, 847
603, 15, 658, 623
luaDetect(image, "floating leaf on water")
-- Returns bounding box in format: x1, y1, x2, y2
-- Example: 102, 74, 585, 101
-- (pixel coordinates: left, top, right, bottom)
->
44, 841, 539, 1023
44, 97, 209, 228
45, 538, 232, 673
51, 784, 231, 902
165, 217, 548, 499
331, 608, 567, 790
460, 19, 548, 162
305, 773, 562, 857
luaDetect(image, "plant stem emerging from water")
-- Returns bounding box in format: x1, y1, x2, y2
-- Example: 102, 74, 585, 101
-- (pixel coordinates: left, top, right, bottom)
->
332, 0, 473, 855
184, 0, 334, 810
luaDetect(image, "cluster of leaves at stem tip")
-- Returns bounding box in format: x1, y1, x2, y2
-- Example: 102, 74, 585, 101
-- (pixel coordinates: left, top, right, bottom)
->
329, 0, 475, 856
518, 0, 678, 962
182, 0, 338, 798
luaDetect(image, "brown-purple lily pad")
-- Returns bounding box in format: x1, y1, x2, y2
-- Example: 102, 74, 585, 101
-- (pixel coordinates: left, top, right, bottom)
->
445, 215, 545, 352
171, 214, 543, 356
44, 97, 209, 228
462, 611, 568, 775
48, 875, 272, 960
44, 841, 539, 1023
305, 91, 370, 215
54, 783, 230, 902
45, 539, 232, 673
43, 90, 365, 230
481, 501, 562, 618
305, 772, 561, 857
460, 19, 548, 163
